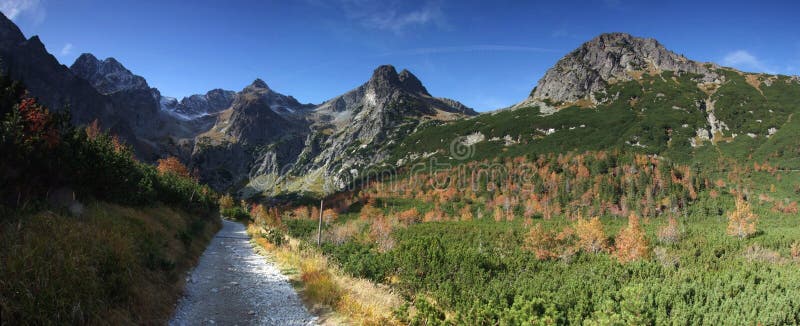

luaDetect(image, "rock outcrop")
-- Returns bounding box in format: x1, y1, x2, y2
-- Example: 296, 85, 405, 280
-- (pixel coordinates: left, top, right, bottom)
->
197, 65, 476, 193
70, 54, 150, 94
515, 32, 718, 112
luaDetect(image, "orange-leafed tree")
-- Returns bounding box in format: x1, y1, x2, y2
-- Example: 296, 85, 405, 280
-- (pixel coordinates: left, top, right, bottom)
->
251, 203, 280, 227
157, 156, 191, 178
460, 205, 474, 221
397, 207, 420, 225
16, 97, 60, 147
251, 203, 267, 224
727, 195, 758, 239
86, 118, 102, 140
524, 223, 556, 260
360, 203, 382, 220
322, 208, 338, 225
219, 194, 235, 211
614, 213, 649, 263
493, 205, 504, 222
574, 216, 608, 254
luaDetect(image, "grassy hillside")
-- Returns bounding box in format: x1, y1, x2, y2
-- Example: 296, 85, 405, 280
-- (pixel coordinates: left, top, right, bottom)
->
390, 69, 800, 169
0, 202, 219, 324
258, 154, 800, 324
0, 75, 221, 324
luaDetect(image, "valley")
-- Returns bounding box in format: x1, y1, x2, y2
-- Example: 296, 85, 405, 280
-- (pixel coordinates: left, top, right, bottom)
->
1, 4, 800, 325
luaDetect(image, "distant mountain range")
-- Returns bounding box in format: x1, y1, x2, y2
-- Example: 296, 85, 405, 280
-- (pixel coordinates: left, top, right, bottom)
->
0, 12, 797, 197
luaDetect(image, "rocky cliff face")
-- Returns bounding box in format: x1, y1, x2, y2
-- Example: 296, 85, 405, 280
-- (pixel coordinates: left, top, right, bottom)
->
516, 33, 719, 113
0, 12, 167, 157
197, 65, 476, 194
190, 79, 311, 190
70, 54, 150, 94
171, 89, 235, 117
0, 14, 115, 125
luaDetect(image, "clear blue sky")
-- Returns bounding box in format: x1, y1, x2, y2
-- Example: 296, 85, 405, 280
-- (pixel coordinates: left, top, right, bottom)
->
3, 0, 799, 111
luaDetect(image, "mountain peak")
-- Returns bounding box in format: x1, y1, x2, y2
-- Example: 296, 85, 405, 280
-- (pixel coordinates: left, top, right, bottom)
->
518, 32, 717, 110
249, 78, 270, 89
70, 53, 150, 94
398, 69, 428, 94
367, 65, 430, 95
369, 65, 400, 84
75, 53, 99, 64
0, 11, 25, 46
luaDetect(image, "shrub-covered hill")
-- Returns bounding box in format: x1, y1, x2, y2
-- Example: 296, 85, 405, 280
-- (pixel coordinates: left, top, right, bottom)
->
0, 75, 220, 324
391, 69, 800, 169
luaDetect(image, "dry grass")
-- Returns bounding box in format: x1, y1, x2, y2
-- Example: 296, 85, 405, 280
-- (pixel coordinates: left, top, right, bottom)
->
743, 244, 785, 264
744, 74, 764, 96
247, 224, 405, 325
0, 201, 219, 325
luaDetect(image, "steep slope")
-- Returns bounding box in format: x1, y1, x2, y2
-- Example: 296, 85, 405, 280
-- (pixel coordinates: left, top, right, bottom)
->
191, 65, 475, 195
191, 80, 311, 191
0, 13, 133, 137
161, 89, 236, 119
515, 32, 719, 113
240, 65, 476, 196
69, 53, 217, 161
70, 53, 150, 94
396, 33, 800, 169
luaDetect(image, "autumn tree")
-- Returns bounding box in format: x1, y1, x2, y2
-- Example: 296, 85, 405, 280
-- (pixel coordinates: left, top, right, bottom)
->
657, 216, 682, 244
370, 217, 395, 252
397, 207, 420, 225
727, 195, 758, 239
524, 224, 578, 261
614, 213, 649, 263
459, 205, 474, 221
251, 203, 281, 227
524, 223, 556, 260
157, 156, 191, 178
219, 194, 235, 212
86, 119, 101, 140
322, 208, 338, 225
251, 203, 268, 224
360, 203, 382, 220
493, 205, 504, 222
574, 216, 608, 254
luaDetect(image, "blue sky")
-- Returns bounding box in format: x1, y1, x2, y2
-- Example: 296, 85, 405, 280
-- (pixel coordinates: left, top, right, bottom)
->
2, 0, 799, 111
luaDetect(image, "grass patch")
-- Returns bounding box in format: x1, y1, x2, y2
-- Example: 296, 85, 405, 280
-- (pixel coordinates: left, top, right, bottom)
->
0, 201, 219, 324
247, 224, 405, 325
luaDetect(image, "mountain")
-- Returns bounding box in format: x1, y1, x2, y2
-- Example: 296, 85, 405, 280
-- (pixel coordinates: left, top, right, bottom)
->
68, 52, 220, 161
190, 79, 310, 190
70, 53, 150, 94
197, 65, 476, 194
160, 89, 236, 119
4, 10, 796, 198
395, 32, 800, 170
515, 33, 719, 113
0, 14, 126, 131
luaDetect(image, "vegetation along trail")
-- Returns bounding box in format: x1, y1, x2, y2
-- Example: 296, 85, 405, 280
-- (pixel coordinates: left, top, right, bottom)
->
170, 219, 316, 325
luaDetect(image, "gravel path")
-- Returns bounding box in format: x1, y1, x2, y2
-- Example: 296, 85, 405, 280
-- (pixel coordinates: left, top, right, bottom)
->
171, 219, 316, 325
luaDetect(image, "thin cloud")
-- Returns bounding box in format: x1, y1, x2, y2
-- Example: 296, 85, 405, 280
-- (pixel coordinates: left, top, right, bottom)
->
59, 43, 72, 56
382, 45, 559, 56
337, 0, 448, 34
0, 0, 45, 24
721, 50, 775, 74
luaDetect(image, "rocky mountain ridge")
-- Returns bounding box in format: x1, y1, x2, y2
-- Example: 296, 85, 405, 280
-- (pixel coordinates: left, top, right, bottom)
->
515, 32, 720, 113
3, 10, 794, 198
196, 65, 477, 193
